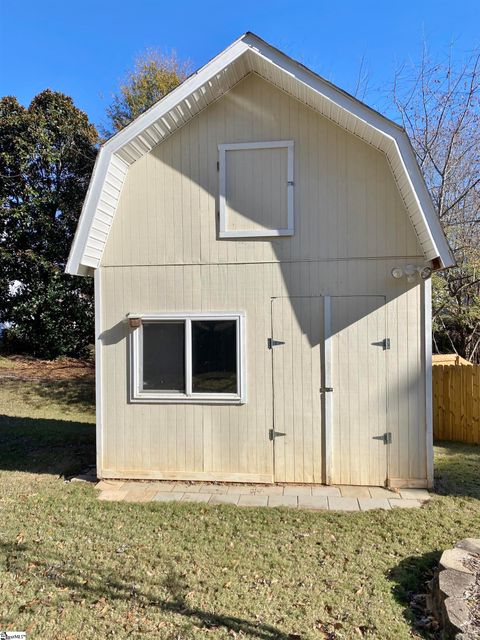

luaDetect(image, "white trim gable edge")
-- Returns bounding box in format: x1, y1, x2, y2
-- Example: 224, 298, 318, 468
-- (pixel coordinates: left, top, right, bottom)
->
66, 32, 454, 276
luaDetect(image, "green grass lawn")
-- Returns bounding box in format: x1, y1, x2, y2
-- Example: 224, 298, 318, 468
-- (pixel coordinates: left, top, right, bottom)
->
0, 377, 479, 639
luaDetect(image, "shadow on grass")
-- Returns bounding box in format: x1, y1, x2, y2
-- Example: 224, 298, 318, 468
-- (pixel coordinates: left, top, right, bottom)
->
434, 440, 480, 499
1, 377, 95, 414
1, 542, 294, 639
0, 414, 95, 477
388, 550, 441, 639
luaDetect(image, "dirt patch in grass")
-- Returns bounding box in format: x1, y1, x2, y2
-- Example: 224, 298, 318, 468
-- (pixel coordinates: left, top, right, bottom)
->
0, 354, 94, 381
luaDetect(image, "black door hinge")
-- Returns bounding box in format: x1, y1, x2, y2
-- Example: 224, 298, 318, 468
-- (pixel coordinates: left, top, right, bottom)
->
269, 429, 286, 440
372, 338, 391, 350
268, 338, 285, 349
373, 432, 392, 445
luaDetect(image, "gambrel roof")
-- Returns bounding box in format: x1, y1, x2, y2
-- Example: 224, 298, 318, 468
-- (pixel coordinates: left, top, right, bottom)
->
66, 32, 454, 275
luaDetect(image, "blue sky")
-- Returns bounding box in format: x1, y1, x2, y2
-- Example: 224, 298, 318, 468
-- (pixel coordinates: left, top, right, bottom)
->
1, 0, 479, 131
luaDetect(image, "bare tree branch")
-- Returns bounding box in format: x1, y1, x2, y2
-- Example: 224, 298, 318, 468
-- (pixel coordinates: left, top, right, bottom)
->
392, 44, 480, 361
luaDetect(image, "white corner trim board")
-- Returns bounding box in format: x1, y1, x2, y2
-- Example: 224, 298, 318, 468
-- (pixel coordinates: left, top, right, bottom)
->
424, 278, 434, 488
66, 32, 453, 276
218, 140, 294, 238
94, 268, 104, 477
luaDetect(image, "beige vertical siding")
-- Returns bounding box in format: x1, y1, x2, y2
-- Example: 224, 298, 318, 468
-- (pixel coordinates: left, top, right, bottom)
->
99, 72, 428, 485
226, 146, 289, 232
272, 296, 323, 483
100, 262, 426, 484
102, 73, 421, 267
330, 296, 387, 486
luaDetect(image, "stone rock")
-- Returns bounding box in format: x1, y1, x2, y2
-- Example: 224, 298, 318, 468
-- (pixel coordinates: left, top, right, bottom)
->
455, 538, 480, 556
430, 543, 479, 639
443, 597, 470, 635
439, 548, 474, 575
438, 569, 475, 599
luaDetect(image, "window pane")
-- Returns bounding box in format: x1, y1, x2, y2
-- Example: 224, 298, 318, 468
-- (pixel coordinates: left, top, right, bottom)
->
192, 320, 237, 393
142, 322, 185, 392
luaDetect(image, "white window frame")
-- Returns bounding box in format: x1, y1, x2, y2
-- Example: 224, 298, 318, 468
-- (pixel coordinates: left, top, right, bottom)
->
129, 312, 246, 404
218, 140, 294, 238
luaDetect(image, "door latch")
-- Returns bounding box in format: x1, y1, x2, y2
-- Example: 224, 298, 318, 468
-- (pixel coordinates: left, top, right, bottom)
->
320, 387, 334, 393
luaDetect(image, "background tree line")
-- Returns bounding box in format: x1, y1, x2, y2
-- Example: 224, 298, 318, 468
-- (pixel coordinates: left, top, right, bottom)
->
0, 52, 187, 359
0, 46, 478, 360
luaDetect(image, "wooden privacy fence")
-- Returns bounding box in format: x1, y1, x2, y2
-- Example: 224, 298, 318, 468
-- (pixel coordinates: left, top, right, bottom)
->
432, 361, 480, 444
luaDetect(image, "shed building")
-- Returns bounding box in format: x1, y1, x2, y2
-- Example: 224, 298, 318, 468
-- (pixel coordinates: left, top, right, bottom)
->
67, 33, 453, 488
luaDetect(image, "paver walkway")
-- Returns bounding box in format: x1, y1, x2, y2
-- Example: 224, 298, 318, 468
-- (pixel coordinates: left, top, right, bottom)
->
95, 480, 430, 511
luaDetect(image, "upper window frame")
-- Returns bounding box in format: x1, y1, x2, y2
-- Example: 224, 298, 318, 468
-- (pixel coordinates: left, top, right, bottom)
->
218, 140, 294, 238
129, 312, 246, 404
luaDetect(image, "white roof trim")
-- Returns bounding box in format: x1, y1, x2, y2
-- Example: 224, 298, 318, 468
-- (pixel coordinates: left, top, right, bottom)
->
66, 32, 453, 275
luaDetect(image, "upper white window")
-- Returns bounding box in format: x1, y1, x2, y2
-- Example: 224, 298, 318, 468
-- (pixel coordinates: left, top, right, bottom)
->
218, 141, 294, 238
129, 312, 246, 404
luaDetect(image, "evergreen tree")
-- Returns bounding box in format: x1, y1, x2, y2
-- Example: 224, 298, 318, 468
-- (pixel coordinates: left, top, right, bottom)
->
0, 90, 98, 358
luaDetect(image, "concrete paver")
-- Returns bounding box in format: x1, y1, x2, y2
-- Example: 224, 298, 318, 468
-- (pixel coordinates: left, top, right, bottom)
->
283, 485, 312, 496
96, 482, 429, 511
399, 489, 430, 501
95, 480, 125, 491
123, 489, 157, 502
358, 498, 391, 511
171, 483, 203, 493
180, 492, 212, 503
369, 487, 401, 499
238, 494, 269, 507
98, 490, 129, 501
153, 492, 183, 502
328, 497, 360, 511
116, 481, 148, 493
199, 484, 228, 494
209, 494, 241, 505
268, 495, 298, 508
226, 485, 257, 495
340, 486, 371, 498
311, 486, 341, 497
390, 498, 423, 509
252, 485, 285, 495
298, 496, 328, 510
144, 482, 177, 492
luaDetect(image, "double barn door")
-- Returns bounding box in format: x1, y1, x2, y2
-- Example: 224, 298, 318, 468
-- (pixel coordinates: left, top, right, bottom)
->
270, 295, 389, 486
